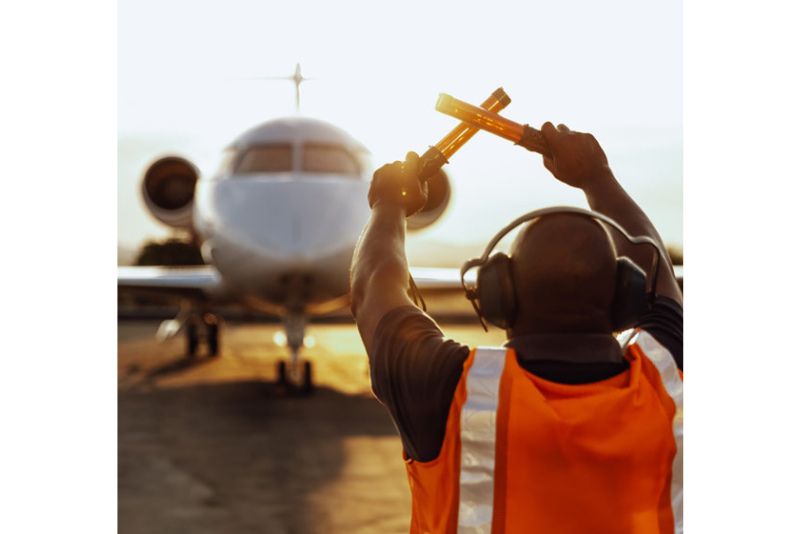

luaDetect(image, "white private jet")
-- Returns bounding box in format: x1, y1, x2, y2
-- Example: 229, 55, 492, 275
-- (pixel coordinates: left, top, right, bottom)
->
118, 68, 683, 394
118, 69, 461, 393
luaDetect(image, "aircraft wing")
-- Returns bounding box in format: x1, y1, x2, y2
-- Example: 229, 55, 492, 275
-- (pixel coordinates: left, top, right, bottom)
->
408, 267, 475, 291
118, 265, 232, 302
409, 265, 683, 290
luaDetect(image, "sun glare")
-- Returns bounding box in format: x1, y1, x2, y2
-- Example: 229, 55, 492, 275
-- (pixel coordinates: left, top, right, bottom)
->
119, 0, 682, 258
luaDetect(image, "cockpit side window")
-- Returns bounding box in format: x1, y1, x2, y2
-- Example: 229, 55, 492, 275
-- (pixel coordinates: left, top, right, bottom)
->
234, 144, 293, 174
302, 144, 360, 177
354, 149, 374, 179
214, 149, 237, 177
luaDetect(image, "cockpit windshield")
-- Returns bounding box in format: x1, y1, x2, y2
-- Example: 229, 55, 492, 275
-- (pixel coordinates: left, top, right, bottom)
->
234, 144, 293, 174
302, 144, 360, 177
227, 142, 369, 178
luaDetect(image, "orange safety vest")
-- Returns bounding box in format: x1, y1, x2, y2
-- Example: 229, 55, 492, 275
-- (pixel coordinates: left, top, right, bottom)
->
404, 329, 683, 534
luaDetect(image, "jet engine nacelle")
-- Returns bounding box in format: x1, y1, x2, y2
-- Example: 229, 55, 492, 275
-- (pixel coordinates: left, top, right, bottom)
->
141, 156, 199, 230
407, 168, 452, 231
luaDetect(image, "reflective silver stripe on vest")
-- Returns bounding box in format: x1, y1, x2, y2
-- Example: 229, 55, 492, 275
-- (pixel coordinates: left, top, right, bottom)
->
631, 330, 684, 534
458, 347, 506, 534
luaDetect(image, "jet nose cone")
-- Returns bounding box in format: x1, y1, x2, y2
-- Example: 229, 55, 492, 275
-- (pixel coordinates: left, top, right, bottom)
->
216, 176, 371, 263
283, 210, 316, 257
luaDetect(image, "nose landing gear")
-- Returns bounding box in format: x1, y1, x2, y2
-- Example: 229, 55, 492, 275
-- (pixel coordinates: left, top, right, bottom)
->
186, 312, 221, 358
276, 310, 313, 395
277, 359, 313, 396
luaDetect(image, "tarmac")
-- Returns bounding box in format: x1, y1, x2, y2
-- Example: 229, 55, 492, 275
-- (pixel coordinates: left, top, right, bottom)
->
118, 318, 507, 534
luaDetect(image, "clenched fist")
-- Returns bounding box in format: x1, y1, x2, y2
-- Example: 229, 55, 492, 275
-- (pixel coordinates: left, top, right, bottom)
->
368, 151, 429, 216
540, 122, 613, 190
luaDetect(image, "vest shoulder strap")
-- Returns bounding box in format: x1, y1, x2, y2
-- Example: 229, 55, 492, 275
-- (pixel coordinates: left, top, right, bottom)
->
624, 329, 684, 533
458, 346, 507, 533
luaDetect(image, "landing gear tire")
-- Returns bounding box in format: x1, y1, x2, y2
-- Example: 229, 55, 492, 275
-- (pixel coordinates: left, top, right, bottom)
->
207, 323, 220, 357
187, 323, 199, 357
277, 360, 288, 385
301, 361, 314, 396
276, 360, 313, 396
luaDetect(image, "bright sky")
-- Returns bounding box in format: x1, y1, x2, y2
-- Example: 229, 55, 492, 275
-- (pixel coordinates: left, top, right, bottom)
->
118, 0, 682, 258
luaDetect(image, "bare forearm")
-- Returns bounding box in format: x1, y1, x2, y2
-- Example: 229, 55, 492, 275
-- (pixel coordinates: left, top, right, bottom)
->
352, 203, 409, 292
350, 203, 413, 345
584, 171, 664, 252
351, 151, 429, 351
583, 171, 681, 303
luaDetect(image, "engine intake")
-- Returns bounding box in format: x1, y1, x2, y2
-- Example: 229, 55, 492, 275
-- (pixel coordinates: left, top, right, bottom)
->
141, 156, 198, 230
407, 168, 452, 231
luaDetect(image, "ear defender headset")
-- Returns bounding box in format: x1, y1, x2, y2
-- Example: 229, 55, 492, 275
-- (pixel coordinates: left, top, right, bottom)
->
460, 206, 663, 332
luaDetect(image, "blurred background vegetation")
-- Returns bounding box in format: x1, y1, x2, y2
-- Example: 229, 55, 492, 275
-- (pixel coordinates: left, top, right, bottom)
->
135, 238, 204, 266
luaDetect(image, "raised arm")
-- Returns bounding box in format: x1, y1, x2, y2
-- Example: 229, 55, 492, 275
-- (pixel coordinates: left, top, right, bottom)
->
540, 122, 682, 305
350, 152, 428, 352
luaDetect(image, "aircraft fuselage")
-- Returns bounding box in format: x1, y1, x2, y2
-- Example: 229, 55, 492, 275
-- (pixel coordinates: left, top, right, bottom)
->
193, 174, 370, 313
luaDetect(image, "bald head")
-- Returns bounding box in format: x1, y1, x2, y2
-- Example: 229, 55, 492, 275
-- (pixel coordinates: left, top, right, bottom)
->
509, 213, 618, 335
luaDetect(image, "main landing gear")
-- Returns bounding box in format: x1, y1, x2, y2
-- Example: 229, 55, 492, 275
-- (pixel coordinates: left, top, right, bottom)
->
276, 310, 313, 395
156, 302, 221, 358
186, 313, 221, 358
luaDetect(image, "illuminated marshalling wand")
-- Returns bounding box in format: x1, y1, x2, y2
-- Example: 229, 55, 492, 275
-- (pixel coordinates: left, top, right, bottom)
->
435, 93, 553, 159
417, 87, 512, 182
406, 87, 511, 312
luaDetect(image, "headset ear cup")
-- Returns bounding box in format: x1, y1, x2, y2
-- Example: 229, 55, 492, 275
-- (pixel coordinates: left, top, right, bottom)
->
611, 257, 648, 331
475, 253, 517, 329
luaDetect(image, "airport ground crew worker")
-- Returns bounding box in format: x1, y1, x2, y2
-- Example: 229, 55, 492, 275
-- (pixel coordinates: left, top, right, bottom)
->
350, 122, 683, 534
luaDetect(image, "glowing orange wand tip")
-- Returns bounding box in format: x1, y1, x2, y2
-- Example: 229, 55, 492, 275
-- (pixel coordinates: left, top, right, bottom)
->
435, 93, 551, 158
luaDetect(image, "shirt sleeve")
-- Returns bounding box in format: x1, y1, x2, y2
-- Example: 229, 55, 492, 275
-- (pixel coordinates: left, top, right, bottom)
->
635, 295, 683, 370
368, 306, 471, 462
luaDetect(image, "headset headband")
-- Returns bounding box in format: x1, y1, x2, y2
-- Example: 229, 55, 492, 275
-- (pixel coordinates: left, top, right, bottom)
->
460, 206, 662, 297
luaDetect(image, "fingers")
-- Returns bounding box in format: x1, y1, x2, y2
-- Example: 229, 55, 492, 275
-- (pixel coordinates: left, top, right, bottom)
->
541, 121, 557, 143
540, 123, 559, 175
542, 156, 556, 176
540, 122, 562, 171
404, 151, 420, 178
541, 121, 572, 138
376, 152, 420, 181
375, 160, 403, 180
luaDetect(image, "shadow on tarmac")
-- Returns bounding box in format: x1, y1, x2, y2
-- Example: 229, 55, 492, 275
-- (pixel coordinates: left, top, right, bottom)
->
119, 380, 402, 534
117, 352, 217, 389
